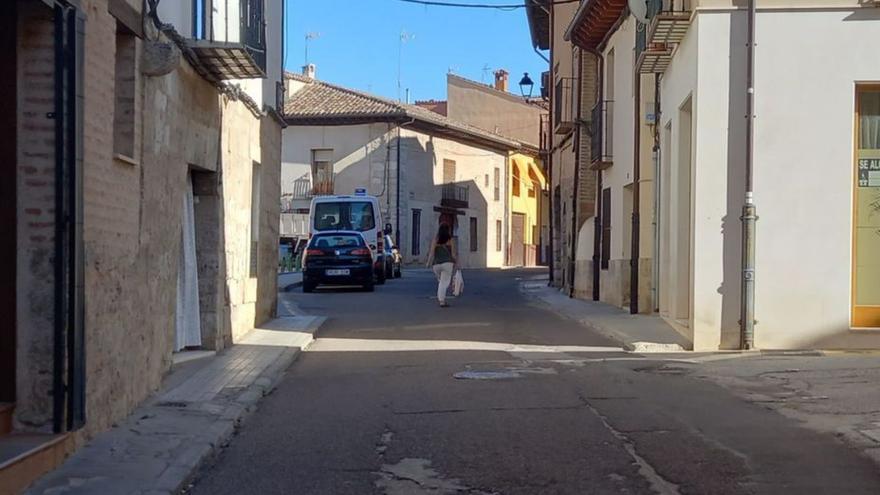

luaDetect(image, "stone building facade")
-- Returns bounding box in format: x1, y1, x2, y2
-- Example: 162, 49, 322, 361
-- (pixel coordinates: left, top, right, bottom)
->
2, 0, 283, 487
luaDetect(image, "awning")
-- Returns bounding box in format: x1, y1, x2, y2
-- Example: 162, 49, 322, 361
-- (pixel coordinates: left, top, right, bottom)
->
564, 0, 628, 51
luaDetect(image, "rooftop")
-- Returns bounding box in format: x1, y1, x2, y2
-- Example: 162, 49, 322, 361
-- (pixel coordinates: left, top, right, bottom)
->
283, 77, 524, 151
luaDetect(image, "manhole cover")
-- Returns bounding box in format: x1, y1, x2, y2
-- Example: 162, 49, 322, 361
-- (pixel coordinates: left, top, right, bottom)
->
453, 370, 521, 380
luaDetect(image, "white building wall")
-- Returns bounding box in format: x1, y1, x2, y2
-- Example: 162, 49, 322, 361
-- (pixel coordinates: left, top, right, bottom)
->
752, 8, 880, 349
659, 6, 880, 350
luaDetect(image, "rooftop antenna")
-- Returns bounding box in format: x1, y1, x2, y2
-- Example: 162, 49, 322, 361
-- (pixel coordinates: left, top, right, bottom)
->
398, 30, 416, 102
304, 32, 320, 65
481, 64, 492, 83
448, 66, 459, 74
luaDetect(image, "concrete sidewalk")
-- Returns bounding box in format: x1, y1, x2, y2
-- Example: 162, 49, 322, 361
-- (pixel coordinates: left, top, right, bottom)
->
521, 276, 692, 352
27, 316, 325, 495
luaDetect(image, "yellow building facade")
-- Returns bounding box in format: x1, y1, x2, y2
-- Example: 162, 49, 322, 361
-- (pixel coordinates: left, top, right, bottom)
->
508, 152, 546, 266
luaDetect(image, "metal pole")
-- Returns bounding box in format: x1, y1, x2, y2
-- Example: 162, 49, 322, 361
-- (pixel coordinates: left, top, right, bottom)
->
570, 52, 584, 298
741, 0, 757, 349
630, 67, 642, 315
591, 50, 603, 302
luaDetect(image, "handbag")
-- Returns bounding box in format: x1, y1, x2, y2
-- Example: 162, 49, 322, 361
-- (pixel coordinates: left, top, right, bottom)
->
453, 269, 464, 297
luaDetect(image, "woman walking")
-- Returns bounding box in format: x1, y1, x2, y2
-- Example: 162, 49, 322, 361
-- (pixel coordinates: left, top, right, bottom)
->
426, 223, 456, 307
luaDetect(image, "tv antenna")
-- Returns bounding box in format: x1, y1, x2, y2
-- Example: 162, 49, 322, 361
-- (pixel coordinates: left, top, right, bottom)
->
304, 32, 321, 65
398, 30, 416, 102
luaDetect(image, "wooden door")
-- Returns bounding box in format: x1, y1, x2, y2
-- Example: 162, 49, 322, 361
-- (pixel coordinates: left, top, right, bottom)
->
511, 213, 526, 267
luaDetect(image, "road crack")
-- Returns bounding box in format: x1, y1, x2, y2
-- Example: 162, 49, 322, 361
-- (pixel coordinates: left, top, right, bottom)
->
578, 394, 681, 495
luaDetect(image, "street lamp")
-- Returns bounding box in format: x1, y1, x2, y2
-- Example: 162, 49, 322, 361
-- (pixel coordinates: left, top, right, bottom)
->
518, 72, 534, 99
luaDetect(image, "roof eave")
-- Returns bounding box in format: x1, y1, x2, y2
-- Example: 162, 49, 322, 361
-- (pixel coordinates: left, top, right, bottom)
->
526, 0, 550, 51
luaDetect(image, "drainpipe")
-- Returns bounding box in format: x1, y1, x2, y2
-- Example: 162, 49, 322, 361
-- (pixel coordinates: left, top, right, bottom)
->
630, 62, 642, 315
651, 74, 661, 313
586, 47, 603, 302
396, 118, 416, 248
741, 0, 757, 349
547, 3, 555, 286
569, 50, 585, 297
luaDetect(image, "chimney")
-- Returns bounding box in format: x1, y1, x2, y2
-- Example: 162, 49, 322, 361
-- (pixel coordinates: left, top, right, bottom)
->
302, 63, 316, 79
494, 69, 509, 92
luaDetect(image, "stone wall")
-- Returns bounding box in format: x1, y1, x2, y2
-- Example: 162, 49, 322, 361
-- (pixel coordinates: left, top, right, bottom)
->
10, 0, 281, 440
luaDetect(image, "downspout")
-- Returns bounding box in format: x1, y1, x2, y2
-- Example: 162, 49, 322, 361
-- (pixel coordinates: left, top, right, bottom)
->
52, 3, 66, 434
741, 0, 757, 349
651, 73, 661, 313
534, 45, 550, 64
396, 118, 416, 247
569, 49, 584, 297
630, 59, 642, 315
586, 47, 603, 302
547, 3, 555, 286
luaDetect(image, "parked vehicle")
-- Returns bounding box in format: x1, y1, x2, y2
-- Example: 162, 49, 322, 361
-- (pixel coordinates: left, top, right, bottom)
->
302, 232, 375, 292
385, 234, 402, 278
310, 192, 386, 285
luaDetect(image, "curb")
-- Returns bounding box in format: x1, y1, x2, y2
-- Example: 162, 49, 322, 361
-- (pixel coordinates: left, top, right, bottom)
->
177, 317, 324, 492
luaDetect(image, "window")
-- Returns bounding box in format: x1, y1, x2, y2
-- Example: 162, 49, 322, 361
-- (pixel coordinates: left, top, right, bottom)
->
250, 162, 262, 277
310, 233, 366, 249
411, 209, 421, 256
512, 162, 521, 197
313, 201, 375, 232
113, 23, 136, 159
311, 149, 334, 195
443, 159, 456, 184
496, 220, 502, 252
493, 168, 500, 201
601, 188, 611, 270
853, 87, 880, 327
528, 167, 539, 198
470, 217, 478, 252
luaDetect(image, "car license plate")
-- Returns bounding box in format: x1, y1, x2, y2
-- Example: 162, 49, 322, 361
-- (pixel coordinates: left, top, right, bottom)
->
326, 269, 350, 276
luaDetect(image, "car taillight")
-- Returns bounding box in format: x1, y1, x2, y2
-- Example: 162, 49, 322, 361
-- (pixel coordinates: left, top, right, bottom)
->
306, 249, 324, 256
351, 248, 371, 256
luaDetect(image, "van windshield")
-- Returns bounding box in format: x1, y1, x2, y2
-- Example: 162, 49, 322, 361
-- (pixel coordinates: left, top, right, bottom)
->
314, 201, 376, 232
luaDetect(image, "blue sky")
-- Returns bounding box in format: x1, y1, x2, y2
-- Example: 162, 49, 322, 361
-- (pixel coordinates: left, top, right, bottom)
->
283, 0, 549, 102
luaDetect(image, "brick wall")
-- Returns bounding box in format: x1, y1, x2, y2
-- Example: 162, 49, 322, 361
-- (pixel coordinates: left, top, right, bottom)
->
15, 2, 57, 432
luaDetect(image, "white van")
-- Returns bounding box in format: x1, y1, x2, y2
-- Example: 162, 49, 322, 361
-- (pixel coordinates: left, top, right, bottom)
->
309, 191, 389, 283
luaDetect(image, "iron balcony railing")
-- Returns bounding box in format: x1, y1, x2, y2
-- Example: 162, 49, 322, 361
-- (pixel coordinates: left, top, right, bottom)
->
441, 184, 469, 209
554, 77, 575, 135
539, 113, 551, 152
240, 0, 267, 72
591, 100, 613, 165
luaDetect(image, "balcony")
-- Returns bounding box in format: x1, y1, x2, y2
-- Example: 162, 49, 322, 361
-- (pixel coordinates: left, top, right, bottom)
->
647, 0, 692, 46
635, 0, 692, 74
184, 0, 266, 82
554, 77, 576, 135
539, 113, 551, 152
311, 178, 335, 197
441, 184, 469, 209
590, 100, 613, 170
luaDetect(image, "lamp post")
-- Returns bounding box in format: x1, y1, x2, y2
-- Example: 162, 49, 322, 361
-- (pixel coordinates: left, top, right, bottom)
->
519, 72, 534, 99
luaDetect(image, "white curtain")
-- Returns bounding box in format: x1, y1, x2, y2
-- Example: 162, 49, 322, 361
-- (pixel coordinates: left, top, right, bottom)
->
862, 91, 880, 150
175, 173, 202, 351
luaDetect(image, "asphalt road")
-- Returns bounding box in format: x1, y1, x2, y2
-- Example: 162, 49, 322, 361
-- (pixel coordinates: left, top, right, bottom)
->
189, 269, 880, 495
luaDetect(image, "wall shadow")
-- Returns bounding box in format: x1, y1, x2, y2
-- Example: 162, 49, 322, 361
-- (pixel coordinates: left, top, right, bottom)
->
719, 9, 748, 350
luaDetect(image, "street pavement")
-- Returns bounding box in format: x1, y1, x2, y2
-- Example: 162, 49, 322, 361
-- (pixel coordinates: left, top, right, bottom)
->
189, 269, 880, 495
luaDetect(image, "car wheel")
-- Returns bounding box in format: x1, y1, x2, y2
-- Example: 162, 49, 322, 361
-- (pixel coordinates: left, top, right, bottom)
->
363, 280, 375, 292
302, 281, 315, 293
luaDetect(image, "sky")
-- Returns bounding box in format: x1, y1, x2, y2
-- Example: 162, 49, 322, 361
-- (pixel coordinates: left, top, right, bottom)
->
283, 0, 549, 103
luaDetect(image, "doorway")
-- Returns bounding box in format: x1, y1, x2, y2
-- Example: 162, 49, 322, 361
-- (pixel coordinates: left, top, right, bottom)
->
0, 1, 17, 410
510, 213, 526, 267
175, 172, 202, 351
673, 97, 693, 324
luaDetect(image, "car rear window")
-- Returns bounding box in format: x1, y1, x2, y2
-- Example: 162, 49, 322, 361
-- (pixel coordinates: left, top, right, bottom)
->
311, 234, 365, 249
314, 202, 376, 232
